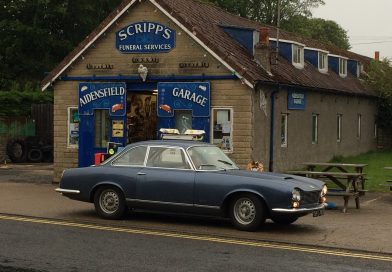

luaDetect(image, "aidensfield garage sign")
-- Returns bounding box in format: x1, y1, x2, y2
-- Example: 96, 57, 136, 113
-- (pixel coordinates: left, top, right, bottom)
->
116, 22, 176, 53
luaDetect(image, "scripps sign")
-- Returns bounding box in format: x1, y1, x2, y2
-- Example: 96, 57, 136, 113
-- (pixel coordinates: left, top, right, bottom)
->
78, 82, 127, 116
116, 22, 176, 53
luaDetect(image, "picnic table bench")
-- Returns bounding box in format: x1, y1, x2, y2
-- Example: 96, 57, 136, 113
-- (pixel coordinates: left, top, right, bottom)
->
286, 168, 365, 213
383, 167, 392, 191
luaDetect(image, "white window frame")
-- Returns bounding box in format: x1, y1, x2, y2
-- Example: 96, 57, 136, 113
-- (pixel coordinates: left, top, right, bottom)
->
312, 113, 319, 144
281, 114, 288, 148
339, 58, 347, 77
67, 106, 79, 149
292, 44, 304, 69
337, 114, 342, 143
357, 114, 362, 139
318, 52, 328, 73
211, 107, 234, 153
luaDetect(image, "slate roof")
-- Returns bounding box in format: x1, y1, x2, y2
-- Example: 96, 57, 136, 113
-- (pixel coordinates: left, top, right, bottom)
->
41, 0, 374, 97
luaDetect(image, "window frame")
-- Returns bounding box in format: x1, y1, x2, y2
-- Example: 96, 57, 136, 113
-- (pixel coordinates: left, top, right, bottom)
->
318, 52, 328, 73
281, 113, 288, 148
337, 114, 342, 143
312, 113, 319, 144
67, 106, 79, 149
357, 114, 362, 139
292, 44, 304, 69
211, 107, 234, 153
339, 58, 347, 77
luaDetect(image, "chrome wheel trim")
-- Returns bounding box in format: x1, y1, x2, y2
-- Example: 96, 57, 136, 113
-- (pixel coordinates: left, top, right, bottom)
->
99, 189, 120, 214
233, 197, 256, 225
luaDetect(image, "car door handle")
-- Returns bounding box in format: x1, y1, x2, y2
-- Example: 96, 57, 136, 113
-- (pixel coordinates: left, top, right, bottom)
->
137, 172, 147, 176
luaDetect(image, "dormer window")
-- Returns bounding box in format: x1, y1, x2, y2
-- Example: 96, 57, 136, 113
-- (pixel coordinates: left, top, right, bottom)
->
318, 52, 328, 73
292, 44, 304, 69
339, 58, 347, 77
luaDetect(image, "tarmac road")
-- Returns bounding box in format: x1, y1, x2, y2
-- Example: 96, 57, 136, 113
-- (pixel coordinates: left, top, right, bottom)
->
0, 215, 391, 272
0, 181, 391, 255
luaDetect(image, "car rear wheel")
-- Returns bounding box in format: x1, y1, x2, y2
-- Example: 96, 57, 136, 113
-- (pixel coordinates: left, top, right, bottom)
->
230, 194, 266, 231
94, 186, 126, 220
271, 215, 298, 225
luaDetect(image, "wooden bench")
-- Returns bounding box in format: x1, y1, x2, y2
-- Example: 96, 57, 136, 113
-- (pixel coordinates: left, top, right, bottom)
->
327, 189, 360, 213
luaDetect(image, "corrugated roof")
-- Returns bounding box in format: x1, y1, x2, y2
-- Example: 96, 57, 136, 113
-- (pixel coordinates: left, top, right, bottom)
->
41, 0, 374, 96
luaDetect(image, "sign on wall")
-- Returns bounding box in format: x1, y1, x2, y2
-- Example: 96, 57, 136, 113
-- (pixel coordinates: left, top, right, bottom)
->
116, 22, 176, 54
288, 89, 306, 110
78, 82, 127, 116
157, 82, 211, 118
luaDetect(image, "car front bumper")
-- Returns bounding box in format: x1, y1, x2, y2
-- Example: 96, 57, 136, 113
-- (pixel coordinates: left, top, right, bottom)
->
272, 203, 326, 214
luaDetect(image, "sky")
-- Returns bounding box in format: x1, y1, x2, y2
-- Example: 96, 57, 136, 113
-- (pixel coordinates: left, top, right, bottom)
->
312, 0, 392, 59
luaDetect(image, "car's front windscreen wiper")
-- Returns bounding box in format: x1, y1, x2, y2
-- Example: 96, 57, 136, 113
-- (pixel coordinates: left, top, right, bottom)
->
218, 159, 233, 166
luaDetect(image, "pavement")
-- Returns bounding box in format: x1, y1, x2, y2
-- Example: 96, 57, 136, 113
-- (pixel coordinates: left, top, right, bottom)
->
0, 163, 391, 255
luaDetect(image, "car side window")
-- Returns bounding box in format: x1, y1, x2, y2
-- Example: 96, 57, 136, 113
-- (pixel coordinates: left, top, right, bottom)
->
112, 146, 147, 166
146, 147, 191, 169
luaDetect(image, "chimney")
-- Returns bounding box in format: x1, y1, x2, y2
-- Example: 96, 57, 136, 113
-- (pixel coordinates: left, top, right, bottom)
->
254, 27, 271, 73
375, 51, 380, 61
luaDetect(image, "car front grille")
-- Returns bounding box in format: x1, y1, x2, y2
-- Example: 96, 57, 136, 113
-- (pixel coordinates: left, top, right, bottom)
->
301, 190, 321, 204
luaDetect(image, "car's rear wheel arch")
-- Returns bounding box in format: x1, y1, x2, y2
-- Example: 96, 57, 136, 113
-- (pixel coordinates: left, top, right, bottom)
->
222, 191, 270, 218
90, 182, 125, 203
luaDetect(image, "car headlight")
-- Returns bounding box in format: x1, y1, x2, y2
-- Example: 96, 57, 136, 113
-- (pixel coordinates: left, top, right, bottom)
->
321, 185, 328, 197
292, 189, 301, 201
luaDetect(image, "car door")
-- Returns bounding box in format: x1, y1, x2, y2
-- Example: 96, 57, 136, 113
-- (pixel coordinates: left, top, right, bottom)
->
110, 145, 148, 199
134, 146, 195, 209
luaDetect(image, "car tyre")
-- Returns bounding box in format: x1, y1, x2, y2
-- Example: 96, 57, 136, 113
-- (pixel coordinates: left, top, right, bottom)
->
230, 194, 266, 231
271, 215, 298, 225
94, 186, 127, 220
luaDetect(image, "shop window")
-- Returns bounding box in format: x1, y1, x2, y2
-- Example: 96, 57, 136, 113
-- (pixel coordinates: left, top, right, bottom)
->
318, 52, 328, 73
312, 113, 318, 144
175, 110, 192, 134
212, 108, 233, 152
281, 114, 288, 148
146, 147, 191, 169
112, 146, 147, 166
292, 44, 304, 69
357, 114, 362, 139
94, 110, 110, 149
67, 107, 79, 148
337, 114, 342, 143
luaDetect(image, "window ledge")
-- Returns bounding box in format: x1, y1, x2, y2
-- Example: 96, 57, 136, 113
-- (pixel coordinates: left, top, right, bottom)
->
293, 62, 304, 69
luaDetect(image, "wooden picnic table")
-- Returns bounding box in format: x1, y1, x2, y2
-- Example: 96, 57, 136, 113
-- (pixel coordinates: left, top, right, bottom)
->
286, 170, 363, 213
302, 162, 368, 190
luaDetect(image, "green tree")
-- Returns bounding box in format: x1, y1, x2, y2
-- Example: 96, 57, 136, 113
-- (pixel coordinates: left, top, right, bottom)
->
365, 59, 392, 129
282, 16, 350, 50
206, 0, 325, 25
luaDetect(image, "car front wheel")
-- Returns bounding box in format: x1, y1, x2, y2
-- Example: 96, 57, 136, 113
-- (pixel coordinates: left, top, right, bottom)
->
230, 194, 266, 231
94, 186, 126, 220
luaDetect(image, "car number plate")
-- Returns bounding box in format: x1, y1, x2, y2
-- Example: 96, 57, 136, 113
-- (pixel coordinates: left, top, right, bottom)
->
312, 209, 324, 217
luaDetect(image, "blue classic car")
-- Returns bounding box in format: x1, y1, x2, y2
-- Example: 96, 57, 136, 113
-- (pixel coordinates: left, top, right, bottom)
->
56, 141, 327, 231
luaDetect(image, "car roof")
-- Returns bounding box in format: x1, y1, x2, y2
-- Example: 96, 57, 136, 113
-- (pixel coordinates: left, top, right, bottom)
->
126, 140, 214, 149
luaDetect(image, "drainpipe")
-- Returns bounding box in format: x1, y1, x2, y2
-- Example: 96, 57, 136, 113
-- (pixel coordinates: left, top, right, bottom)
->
269, 85, 280, 172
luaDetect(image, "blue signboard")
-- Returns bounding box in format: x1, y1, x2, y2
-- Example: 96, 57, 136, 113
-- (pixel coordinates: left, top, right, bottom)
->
116, 21, 176, 53
78, 82, 127, 116
158, 82, 211, 117
288, 89, 306, 110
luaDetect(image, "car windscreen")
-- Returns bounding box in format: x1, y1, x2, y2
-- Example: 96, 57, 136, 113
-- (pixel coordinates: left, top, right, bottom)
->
187, 146, 239, 171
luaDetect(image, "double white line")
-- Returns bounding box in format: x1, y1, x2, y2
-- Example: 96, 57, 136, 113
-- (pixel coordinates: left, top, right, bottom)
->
0, 214, 391, 262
